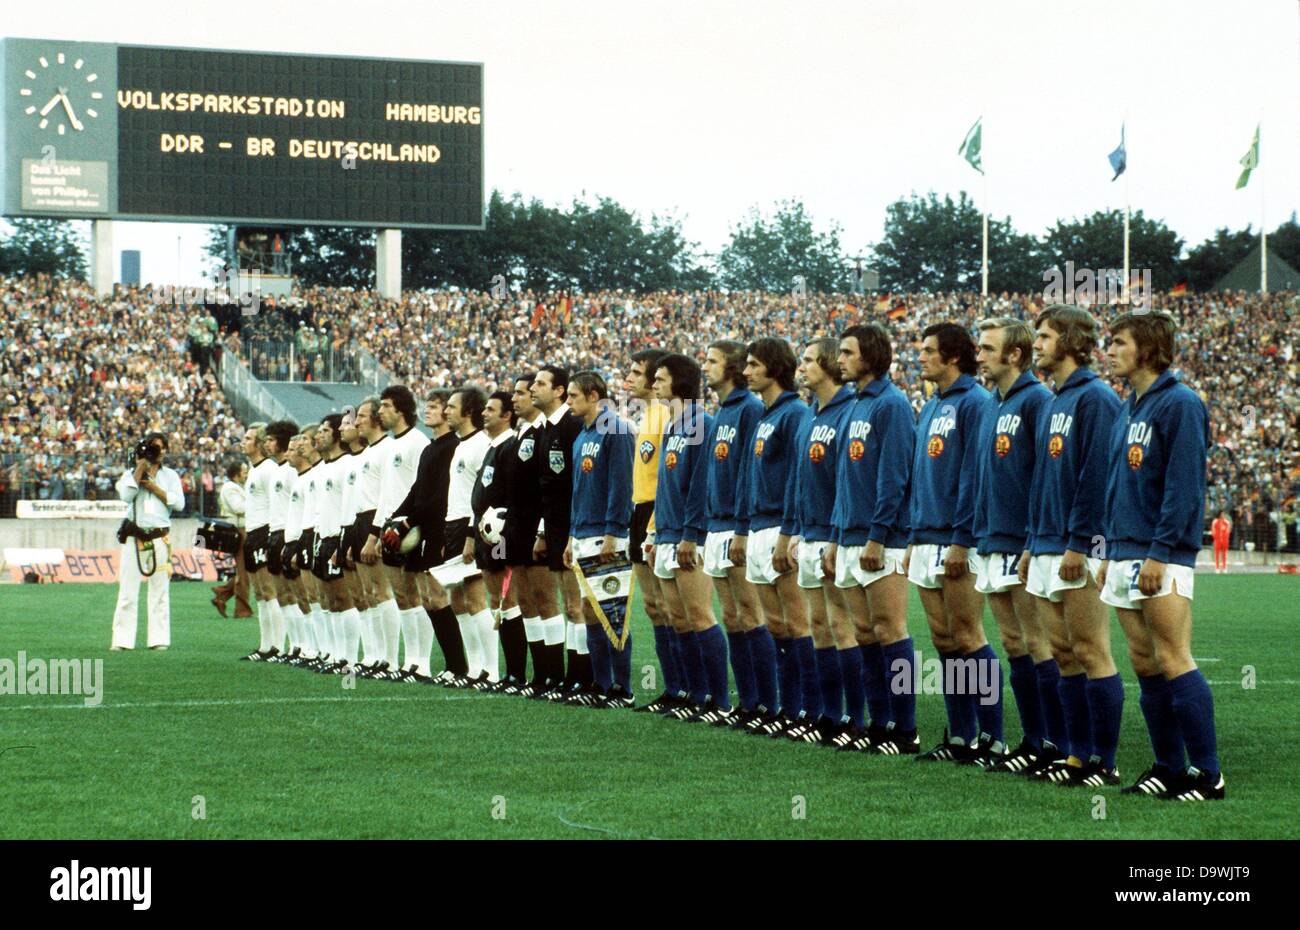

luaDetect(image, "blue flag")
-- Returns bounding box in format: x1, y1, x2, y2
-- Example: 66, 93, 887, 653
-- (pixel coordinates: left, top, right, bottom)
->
1109, 124, 1127, 181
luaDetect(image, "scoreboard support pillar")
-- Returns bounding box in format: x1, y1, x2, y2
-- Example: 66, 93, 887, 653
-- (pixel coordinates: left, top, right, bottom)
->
92, 220, 115, 297
376, 228, 402, 299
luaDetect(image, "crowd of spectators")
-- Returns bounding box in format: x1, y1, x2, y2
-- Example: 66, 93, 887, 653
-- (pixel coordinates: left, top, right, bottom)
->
1, 274, 244, 516
3, 269, 1296, 551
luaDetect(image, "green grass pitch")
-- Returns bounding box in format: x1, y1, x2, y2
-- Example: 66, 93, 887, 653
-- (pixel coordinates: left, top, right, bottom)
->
1, 576, 1295, 839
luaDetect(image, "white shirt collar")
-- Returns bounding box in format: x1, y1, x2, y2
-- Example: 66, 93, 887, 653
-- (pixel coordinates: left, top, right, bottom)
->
490, 428, 516, 448
546, 403, 570, 426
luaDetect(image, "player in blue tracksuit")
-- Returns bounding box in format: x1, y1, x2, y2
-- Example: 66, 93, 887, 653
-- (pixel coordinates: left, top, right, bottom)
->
1019, 304, 1124, 789
972, 317, 1066, 775
564, 371, 635, 705
734, 337, 813, 737
651, 353, 732, 723
785, 338, 856, 747
906, 322, 996, 764
1100, 311, 1223, 801
824, 322, 918, 755
701, 339, 775, 732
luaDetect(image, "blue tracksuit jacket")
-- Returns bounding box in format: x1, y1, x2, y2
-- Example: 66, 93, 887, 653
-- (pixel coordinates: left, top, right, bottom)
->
909, 373, 993, 548
973, 370, 1054, 555
570, 405, 635, 539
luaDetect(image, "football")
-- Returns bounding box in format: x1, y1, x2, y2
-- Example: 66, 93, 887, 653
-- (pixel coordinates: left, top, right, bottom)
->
478, 507, 508, 545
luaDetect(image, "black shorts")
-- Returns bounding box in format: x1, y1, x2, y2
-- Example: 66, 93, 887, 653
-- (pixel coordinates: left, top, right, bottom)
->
444, 518, 471, 564
300, 529, 315, 574
350, 509, 376, 563
503, 510, 541, 567
245, 526, 270, 573
313, 534, 344, 581
267, 530, 285, 576
338, 521, 358, 570
542, 512, 571, 573
280, 538, 301, 580
474, 536, 508, 573
630, 501, 654, 565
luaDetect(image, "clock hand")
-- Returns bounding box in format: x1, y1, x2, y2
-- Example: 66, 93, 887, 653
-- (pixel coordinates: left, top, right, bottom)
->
39, 95, 61, 117
58, 93, 84, 131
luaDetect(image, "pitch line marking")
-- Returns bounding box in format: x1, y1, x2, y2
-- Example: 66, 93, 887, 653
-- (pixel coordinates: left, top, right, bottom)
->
0, 693, 479, 712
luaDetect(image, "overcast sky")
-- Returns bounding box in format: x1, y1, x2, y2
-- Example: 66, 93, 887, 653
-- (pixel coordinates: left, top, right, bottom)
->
5, 0, 1300, 285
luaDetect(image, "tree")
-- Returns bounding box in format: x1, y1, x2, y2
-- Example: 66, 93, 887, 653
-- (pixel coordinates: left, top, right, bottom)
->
204, 224, 376, 288
717, 200, 849, 292
1182, 226, 1256, 291
0, 219, 88, 279
872, 191, 1041, 292
1041, 209, 1184, 290
1268, 213, 1300, 275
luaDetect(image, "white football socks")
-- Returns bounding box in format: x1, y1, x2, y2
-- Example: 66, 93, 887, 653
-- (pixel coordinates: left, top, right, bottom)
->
473, 609, 499, 681
523, 615, 544, 643
378, 598, 401, 666
457, 612, 483, 679
414, 609, 434, 677
256, 600, 272, 652
281, 603, 304, 655
267, 599, 284, 653
570, 621, 590, 655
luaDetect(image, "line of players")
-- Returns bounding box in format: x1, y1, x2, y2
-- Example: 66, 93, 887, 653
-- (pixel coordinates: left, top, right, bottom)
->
234, 303, 1223, 802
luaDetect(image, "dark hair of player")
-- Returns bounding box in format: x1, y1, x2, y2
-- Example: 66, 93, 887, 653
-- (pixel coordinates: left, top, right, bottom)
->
455, 386, 488, 429
657, 353, 703, 400
265, 420, 299, 454
839, 322, 893, 379
746, 337, 798, 391
1110, 310, 1176, 373
488, 391, 516, 427
427, 387, 453, 407
224, 456, 246, 480
380, 384, 418, 425
708, 339, 749, 390
630, 348, 666, 385
538, 365, 569, 393
570, 370, 609, 400
978, 317, 1035, 372
317, 414, 342, 449
921, 322, 978, 375
143, 431, 169, 451
806, 337, 842, 384
1036, 304, 1099, 366
514, 372, 536, 389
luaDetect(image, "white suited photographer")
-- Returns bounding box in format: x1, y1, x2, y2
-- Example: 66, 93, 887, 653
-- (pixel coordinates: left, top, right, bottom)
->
111, 432, 185, 651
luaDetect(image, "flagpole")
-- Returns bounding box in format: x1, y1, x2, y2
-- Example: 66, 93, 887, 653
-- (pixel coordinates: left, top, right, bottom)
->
1123, 116, 1130, 303
1260, 123, 1268, 294
981, 170, 989, 298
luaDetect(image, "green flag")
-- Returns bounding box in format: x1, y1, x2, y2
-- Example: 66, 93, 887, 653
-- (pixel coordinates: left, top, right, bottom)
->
1235, 124, 1259, 190
958, 117, 983, 175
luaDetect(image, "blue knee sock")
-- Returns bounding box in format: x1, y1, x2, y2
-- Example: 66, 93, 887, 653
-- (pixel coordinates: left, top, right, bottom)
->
666, 628, 690, 696
1084, 673, 1124, 769
677, 631, 708, 705
650, 629, 681, 697
697, 625, 731, 710
968, 644, 1004, 744
1168, 669, 1219, 776
1008, 654, 1044, 748
816, 646, 843, 721
652, 626, 680, 696
586, 625, 612, 693
727, 631, 757, 710
774, 636, 798, 717
747, 627, 779, 713
880, 638, 914, 730
860, 642, 891, 727
941, 650, 977, 744
1035, 658, 1068, 751
611, 632, 633, 693
1138, 673, 1185, 771
1059, 672, 1093, 760
837, 646, 865, 727
792, 636, 819, 720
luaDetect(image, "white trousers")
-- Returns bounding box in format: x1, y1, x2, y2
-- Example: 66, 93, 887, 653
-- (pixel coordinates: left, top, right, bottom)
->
111, 538, 172, 649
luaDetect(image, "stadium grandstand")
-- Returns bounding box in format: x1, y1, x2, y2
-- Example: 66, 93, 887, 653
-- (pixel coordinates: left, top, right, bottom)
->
2, 272, 1296, 553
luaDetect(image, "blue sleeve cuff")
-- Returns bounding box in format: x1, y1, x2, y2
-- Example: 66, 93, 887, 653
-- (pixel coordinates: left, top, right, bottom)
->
1146, 542, 1173, 564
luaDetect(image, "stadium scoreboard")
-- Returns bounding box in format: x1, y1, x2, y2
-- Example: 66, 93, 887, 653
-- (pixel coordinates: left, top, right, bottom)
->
0, 38, 484, 228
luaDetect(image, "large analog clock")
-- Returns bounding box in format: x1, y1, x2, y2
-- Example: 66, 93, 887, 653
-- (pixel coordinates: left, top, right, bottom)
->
17, 49, 105, 135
